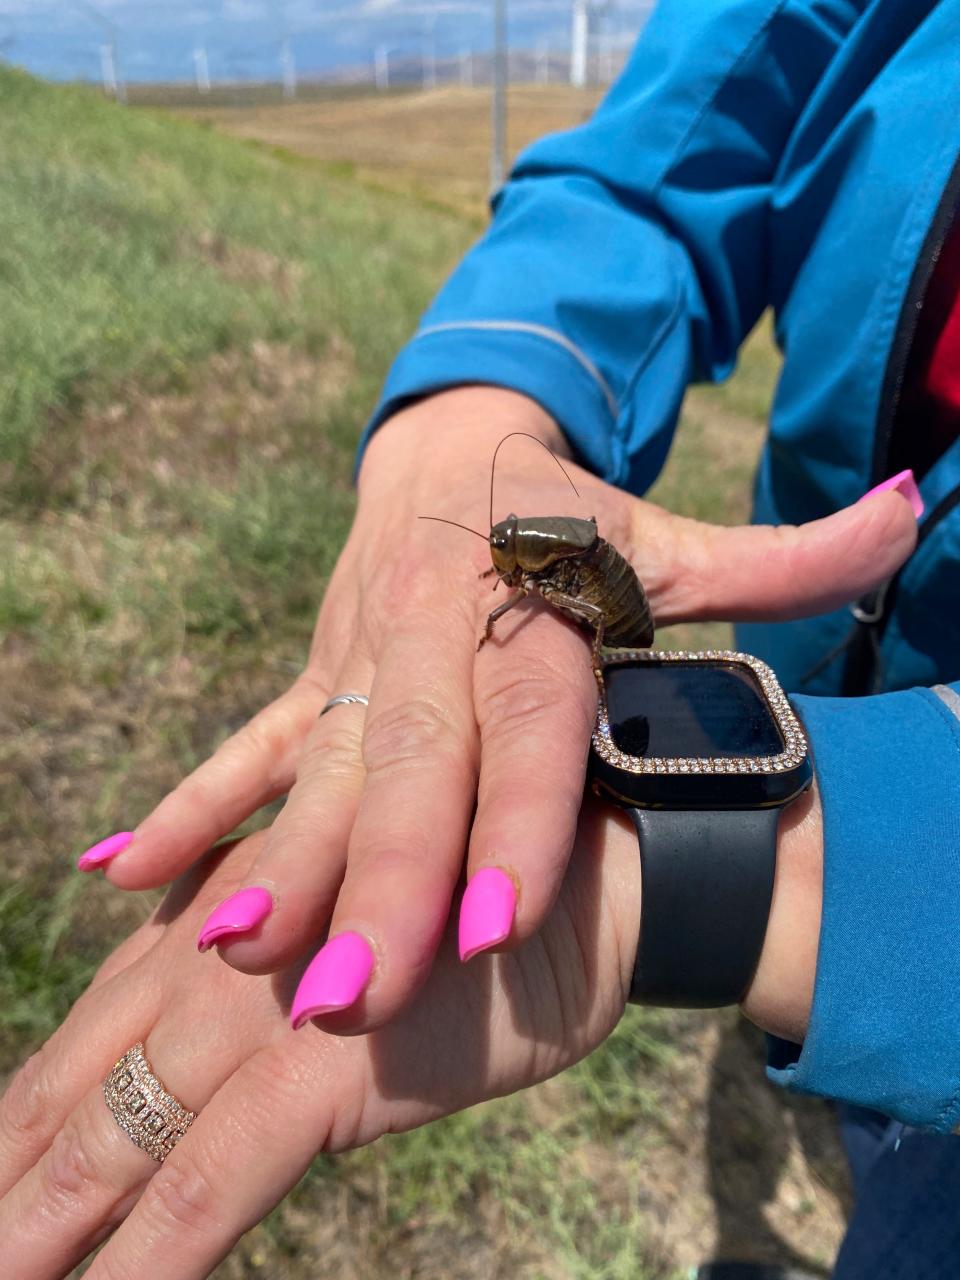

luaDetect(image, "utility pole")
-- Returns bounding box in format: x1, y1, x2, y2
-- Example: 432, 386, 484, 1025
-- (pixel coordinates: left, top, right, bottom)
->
536, 40, 549, 84
374, 43, 390, 90
490, 0, 507, 191
192, 46, 211, 94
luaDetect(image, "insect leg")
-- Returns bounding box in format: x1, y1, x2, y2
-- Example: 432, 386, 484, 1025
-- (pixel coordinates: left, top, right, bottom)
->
478, 567, 497, 580
478, 588, 529, 652
534, 585, 607, 672
535, 584, 604, 630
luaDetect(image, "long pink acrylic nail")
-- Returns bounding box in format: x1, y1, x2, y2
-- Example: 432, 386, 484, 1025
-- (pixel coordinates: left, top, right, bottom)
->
77, 831, 134, 872
197, 886, 273, 952
290, 932, 374, 1030
860, 468, 924, 519
458, 866, 517, 962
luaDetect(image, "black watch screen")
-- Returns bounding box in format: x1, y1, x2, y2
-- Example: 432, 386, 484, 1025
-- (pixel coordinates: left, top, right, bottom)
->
589, 650, 812, 810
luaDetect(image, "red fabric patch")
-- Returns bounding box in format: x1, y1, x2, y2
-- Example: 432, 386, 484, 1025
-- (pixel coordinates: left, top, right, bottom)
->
925, 220, 960, 415
890, 214, 960, 479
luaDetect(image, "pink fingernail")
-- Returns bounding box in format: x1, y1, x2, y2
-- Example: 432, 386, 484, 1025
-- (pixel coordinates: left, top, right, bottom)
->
290, 932, 374, 1030
860, 469, 924, 519
76, 831, 135, 872
458, 866, 517, 962
197, 886, 274, 952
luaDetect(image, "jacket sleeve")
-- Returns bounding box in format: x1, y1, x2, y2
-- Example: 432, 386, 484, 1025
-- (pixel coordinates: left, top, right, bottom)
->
767, 682, 960, 1132
359, 0, 866, 492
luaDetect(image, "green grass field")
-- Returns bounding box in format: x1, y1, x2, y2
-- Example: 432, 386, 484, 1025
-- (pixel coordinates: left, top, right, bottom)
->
0, 68, 847, 1277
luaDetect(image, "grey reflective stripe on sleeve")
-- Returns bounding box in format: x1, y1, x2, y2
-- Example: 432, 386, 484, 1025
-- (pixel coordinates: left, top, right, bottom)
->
416, 320, 620, 421
932, 685, 960, 723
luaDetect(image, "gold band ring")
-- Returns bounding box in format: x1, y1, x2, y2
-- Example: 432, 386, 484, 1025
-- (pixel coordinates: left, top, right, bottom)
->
103, 1043, 196, 1162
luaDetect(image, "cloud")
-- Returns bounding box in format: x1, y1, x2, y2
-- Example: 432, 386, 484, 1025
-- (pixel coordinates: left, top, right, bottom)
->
221, 0, 265, 20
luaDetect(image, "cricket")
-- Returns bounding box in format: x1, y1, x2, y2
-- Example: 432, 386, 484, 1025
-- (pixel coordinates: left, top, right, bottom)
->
421, 432, 655, 668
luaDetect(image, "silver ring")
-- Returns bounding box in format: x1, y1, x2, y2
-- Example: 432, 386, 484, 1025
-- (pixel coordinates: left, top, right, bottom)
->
320, 693, 370, 717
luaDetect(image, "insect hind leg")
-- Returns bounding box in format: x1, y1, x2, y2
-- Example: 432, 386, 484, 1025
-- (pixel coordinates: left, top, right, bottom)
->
534, 583, 606, 671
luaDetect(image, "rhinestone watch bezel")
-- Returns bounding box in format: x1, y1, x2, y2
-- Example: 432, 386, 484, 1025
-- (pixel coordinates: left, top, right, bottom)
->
592, 648, 808, 777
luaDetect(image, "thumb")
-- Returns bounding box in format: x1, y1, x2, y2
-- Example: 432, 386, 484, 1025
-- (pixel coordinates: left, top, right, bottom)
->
651, 488, 919, 624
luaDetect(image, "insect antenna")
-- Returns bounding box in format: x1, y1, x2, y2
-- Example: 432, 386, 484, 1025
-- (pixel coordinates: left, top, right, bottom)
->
418, 515, 488, 540
489, 431, 581, 529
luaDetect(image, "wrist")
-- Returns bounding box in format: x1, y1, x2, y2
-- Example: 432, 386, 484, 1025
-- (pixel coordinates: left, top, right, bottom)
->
587, 785, 823, 1033
358, 387, 568, 497
740, 783, 823, 1042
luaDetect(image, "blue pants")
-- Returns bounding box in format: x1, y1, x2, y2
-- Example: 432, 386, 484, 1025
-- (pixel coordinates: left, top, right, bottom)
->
835, 1105, 960, 1278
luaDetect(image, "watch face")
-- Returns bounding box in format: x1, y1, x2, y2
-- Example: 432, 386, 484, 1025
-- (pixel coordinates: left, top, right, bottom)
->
590, 650, 811, 810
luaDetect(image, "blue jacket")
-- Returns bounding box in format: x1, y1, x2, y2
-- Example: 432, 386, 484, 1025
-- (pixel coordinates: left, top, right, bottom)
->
361, 0, 960, 1132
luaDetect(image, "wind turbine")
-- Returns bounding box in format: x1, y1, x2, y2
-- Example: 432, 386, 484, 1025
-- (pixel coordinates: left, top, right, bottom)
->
422, 14, 437, 90
570, 0, 615, 87
192, 46, 211, 94
76, 1, 126, 103
374, 43, 391, 90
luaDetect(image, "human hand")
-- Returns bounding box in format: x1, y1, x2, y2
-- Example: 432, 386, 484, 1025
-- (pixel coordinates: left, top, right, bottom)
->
0, 811, 642, 1278
0, 783, 823, 1279
79, 386, 916, 1036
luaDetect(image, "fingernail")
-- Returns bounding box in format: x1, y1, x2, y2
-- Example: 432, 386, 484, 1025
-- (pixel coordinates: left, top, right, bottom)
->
290, 932, 374, 1030
76, 831, 135, 872
458, 866, 517, 962
860, 469, 924, 519
197, 886, 274, 952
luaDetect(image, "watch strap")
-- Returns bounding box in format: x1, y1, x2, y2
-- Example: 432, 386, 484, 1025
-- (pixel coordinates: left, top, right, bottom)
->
628, 807, 779, 1008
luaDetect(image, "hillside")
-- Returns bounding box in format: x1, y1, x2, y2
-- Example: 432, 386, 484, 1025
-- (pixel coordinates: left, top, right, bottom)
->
0, 64, 470, 483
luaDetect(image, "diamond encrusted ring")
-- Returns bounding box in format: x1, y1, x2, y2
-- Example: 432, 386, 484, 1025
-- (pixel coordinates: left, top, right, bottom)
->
103, 1043, 196, 1162
319, 693, 369, 717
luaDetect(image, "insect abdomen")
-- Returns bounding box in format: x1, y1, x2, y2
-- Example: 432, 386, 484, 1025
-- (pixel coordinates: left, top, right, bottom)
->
579, 539, 654, 647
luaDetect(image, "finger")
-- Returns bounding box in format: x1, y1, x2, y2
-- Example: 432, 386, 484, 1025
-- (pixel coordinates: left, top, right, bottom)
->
652, 488, 918, 623
0, 1001, 281, 1278
0, 964, 163, 1199
87, 918, 165, 995
460, 602, 597, 959
0, 824, 265, 1198
84, 1034, 360, 1280
199, 660, 373, 975
88, 675, 331, 891
0, 836, 256, 1195
289, 609, 479, 1034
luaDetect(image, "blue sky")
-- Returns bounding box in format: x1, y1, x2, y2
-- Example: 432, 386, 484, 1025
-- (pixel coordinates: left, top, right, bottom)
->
0, 1, 652, 84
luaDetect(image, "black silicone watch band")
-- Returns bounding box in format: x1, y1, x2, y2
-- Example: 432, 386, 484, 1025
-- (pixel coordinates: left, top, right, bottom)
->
627, 807, 780, 1008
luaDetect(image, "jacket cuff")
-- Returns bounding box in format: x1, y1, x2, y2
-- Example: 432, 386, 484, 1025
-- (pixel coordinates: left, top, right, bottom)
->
767, 686, 960, 1132
355, 323, 619, 482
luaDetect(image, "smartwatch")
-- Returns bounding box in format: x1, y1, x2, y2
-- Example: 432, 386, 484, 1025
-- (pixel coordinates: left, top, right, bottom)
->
587, 648, 812, 1009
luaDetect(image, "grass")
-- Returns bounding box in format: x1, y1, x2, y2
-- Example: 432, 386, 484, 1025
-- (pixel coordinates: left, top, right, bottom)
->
0, 67, 845, 1277
170, 83, 606, 221
0, 65, 469, 488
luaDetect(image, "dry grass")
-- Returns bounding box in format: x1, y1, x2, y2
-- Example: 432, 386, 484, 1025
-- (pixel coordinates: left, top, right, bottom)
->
173, 84, 605, 220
